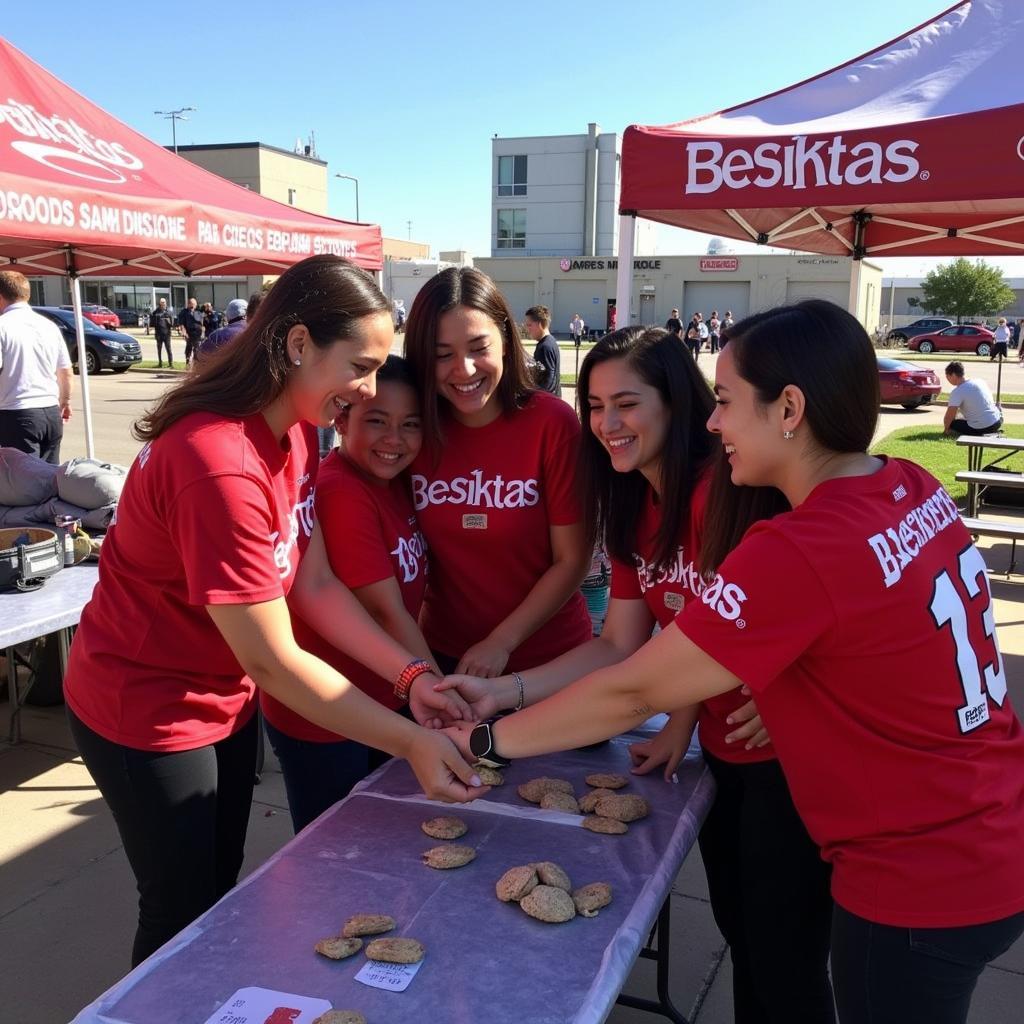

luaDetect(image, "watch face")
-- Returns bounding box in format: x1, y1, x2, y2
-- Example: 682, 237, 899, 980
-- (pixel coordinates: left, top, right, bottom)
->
469, 723, 491, 759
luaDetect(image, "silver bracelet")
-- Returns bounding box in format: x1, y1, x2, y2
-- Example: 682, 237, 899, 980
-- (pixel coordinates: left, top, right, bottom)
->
511, 671, 525, 712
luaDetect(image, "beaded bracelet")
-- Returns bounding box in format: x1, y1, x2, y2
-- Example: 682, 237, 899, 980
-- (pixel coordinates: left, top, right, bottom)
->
394, 658, 433, 702
511, 671, 525, 712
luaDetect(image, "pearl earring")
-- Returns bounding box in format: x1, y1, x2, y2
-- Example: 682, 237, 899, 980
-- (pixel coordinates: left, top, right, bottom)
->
293, 359, 301, 367
783, 430, 794, 439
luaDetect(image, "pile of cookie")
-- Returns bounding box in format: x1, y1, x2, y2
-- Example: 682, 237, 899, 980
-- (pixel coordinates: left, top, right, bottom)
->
496, 861, 612, 923
315, 913, 425, 965
517, 772, 650, 834
421, 814, 476, 869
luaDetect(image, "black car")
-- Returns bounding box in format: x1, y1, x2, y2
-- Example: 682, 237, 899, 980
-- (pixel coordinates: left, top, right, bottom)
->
886, 317, 955, 344
32, 307, 142, 374
113, 307, 142, 327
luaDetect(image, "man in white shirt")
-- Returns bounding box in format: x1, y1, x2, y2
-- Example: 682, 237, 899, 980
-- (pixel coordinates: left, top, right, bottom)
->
943, 361, 1002, 436
0, 271, 73, 463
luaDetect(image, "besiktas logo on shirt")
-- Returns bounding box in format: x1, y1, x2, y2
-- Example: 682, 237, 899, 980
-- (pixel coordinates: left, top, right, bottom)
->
700, 572, 747, 622
270, 490, 316, 579
634, 547, 704, 598
411, 471, 540, 510
392, 529, 427, 583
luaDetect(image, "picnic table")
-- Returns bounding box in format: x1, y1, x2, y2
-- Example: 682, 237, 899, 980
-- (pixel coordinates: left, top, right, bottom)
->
72, 725, 715, 1024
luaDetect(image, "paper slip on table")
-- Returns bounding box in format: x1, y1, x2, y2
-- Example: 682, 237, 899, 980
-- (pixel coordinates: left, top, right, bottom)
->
0, 562, 99, 743
72, 727, 715, 1024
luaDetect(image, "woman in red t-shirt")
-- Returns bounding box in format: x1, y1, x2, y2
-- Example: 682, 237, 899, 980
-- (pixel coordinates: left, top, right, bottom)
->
403, 267, 592, 677
444, 327, 833, 1022
452, 301, 1024, 1024
262, 355, 442, 832
63, 256, 484, 967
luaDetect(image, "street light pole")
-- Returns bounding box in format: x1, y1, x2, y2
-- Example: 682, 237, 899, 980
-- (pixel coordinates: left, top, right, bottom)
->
154, 106, 197, 155
334, 173, 360, 221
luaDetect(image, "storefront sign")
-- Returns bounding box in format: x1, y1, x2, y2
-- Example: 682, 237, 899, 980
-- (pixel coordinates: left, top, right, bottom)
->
699, 257, 739, 272
796, 257, 841, 265
559, 258, 661, 272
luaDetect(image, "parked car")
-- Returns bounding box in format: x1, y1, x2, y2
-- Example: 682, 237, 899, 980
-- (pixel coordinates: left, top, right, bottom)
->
906, 324, 996, 356
59, 303, 120, 330
33, 307, 142, 374
113, 307, 142, 327
886, 317, 954, 344
877, 357, 941, 409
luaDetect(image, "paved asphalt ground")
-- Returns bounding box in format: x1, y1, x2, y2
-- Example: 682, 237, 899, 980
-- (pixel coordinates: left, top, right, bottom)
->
2, 333, 1022, 1022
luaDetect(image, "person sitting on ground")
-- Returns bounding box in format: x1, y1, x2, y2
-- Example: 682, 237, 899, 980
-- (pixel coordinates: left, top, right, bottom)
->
943, 361, 1002, 436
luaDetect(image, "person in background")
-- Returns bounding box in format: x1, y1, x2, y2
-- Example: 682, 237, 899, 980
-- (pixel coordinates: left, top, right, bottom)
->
198, 295, 261, 360
0, 270, 73, 463
451, 300, 1024, 1024
524, 304, 561, 395
262, 355, 449, 832
607, 304, 617, 332
202, 302, 223, 339
665, 308, 684, 341
177, 297, 204, 368
991, 318, 1010, 361
943, 361, 1002, 436
63, 255, 484, 968
150, 297, 176, 368
570, 313, 584, 345
441, 326, 834, 1023
697, 313, 710, 352
708, 310, 722, 353
404, 267, 592, 680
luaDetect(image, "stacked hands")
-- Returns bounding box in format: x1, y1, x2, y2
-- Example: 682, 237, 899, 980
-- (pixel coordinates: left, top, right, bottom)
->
406, 665, 771, 801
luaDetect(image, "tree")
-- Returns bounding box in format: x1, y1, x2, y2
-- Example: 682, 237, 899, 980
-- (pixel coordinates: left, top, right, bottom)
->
919, 258, 1016, 323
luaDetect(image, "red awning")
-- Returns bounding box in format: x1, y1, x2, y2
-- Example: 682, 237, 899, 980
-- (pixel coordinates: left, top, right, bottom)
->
0, 36, 382, 276
620, 1, 1024, 258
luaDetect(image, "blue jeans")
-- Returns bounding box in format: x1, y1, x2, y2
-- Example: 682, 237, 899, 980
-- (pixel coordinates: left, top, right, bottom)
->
263, 719, 391, 833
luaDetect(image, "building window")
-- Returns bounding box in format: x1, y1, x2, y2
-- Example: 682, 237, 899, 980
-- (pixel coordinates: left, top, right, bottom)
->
497, 155, 527, 196
28, 279, 45, 306
287, 188, 297, 205
496, 209, 526, 249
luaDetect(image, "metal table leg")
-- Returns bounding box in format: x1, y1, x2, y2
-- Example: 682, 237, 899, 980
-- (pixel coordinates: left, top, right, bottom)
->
615, 897, 689, 1023
6, 627, 73, 744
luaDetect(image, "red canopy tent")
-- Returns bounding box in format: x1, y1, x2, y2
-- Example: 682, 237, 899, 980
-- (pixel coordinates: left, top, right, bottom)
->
0, 36, 382, 455
615, 0, 1024, 320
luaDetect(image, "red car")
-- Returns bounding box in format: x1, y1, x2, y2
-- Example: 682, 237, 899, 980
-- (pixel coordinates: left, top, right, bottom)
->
878, 357, 941, 409
60, 304, 120, 330
906, 324, 995, 356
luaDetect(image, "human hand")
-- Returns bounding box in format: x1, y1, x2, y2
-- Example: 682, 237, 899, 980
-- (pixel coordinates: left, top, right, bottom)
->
409, 672, 475, 729
725, 687, 771, 750
405, 727, 489, 804
442, 720, 476, 763
433, 673, 505, 720
628, 720, 689, 782
60, 403, 72, 422
455, 637, 511, 678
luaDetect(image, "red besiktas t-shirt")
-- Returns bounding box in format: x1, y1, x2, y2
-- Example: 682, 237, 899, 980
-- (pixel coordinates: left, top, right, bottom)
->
64, 412, 318, 751
412, 391, 591, 670
608, 473, 773, 765
262, 451, 428, 743
676, 457, 1024, 927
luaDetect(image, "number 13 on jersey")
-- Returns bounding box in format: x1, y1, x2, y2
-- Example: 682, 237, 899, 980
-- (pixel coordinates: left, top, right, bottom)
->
930, 544, 1007, 734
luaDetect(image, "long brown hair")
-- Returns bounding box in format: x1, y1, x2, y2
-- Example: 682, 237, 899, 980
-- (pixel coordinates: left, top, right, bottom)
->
134, 255, 389, 441
403, 267, 534, 454
700, 299, 876, 572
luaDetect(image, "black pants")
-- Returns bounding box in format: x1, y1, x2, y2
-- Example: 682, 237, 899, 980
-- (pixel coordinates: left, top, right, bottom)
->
154, 333, 173, 365
831, 903, 1024, 1024
698, 750, 835, 1024
184, 333, 202, 365
687, 338, 700, 361
264, 719, 392, 833
950, 416, 1002, 436
0, 406, 63, 464
67, 707, 259, 967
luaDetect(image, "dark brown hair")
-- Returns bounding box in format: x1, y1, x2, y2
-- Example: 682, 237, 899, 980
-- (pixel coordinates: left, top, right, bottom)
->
578, 326, 716, 570
403, 267, 534, 453
134, 255, 389, 442
700, 299, 877, 572
525, 304, 551, 329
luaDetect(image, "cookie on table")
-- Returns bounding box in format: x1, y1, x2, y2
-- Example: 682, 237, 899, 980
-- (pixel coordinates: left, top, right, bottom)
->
312, 1012, 366, 1024
520, 884, 576, 923
578, 788, 616, 813
581, 814, 628, 835
422, 844, 476, 869
532, 861, 572, 892
585, 772, 629, 790
540, 791, 580, 814
517, 777, 574, 804
365, 936, 426, 963
573, 882, 612, 918
595, 793, 649, 823
341, 913, 395, 939
421, 816, 468, 840
314, 936, 362, 960
496, 865, 539, 902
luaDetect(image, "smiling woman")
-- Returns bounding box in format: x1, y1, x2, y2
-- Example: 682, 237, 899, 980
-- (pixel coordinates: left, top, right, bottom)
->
63, 255, 485, 968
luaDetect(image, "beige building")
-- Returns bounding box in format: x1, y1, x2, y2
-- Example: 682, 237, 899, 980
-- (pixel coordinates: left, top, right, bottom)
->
383, 238, 430, 260
474, 253, 883, 337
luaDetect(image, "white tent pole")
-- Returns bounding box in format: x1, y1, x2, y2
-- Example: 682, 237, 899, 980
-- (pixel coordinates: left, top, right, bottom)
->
887, 279, 896, 331
70, 276, 96, 459
847, 259, 863, 324
615, 214, 635, 327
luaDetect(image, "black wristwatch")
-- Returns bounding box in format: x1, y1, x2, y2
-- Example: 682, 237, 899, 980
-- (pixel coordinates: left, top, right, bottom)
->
469, 717, 512, 769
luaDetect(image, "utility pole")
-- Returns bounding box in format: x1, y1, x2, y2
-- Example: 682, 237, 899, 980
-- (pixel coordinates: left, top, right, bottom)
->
154, 107, 197, 155
407, 220, 412, 240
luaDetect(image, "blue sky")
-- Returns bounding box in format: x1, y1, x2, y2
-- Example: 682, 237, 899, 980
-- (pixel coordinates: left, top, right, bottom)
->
7, 0, 1022, 278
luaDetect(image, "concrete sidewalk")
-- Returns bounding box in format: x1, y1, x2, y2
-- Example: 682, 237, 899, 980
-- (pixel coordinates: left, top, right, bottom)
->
3, 416, 1024, 1021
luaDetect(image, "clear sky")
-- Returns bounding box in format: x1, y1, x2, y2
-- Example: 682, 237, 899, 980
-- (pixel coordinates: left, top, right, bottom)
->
6, 0, 1022, 279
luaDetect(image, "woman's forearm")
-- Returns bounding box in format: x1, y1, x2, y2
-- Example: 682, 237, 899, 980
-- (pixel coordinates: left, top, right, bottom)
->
490, 623, 740, 758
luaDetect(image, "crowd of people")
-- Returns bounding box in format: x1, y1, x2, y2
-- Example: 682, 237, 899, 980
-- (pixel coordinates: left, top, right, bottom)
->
62, 255, 1023, 1023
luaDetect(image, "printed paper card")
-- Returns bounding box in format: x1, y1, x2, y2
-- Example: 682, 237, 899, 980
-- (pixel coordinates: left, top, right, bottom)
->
202, 986, 332, 1024
355, 958, 424, 992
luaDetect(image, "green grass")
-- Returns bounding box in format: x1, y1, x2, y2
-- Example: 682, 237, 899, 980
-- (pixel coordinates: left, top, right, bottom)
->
132, 360, 185, 371
871, 424, 1024, 505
